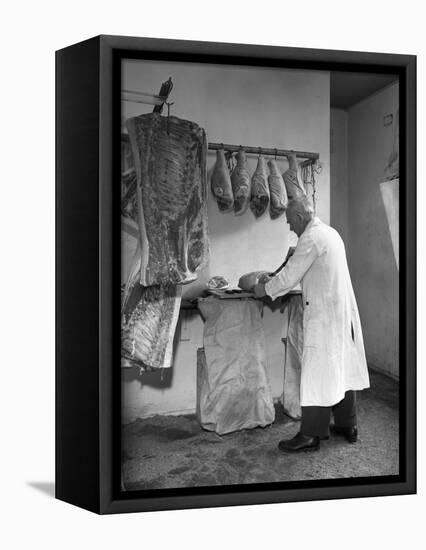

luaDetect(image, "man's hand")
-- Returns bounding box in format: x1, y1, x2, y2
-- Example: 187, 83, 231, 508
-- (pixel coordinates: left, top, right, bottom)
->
258, 273, 272, 284
254, 283, 267, 298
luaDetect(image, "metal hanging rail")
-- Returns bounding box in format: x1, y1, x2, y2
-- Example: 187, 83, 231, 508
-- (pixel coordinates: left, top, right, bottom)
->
121, 77, 174, 114
121, 133, 321, 208
121, 134, 319, 166
121, 90, 165, 106
208, 142, 319, 161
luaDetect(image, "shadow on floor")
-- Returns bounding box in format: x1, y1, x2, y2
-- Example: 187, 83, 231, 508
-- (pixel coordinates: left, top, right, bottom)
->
27, 481, 55, 498
122, 369, 399, 491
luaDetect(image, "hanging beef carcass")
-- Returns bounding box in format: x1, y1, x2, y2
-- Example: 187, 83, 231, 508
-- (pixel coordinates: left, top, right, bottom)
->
121, 169, 138, 221
126, 113, 209, 286
231, 149, 251, 215
267, 159, 288, 219
250, 155, 270, 218
121, 255, 182, 370
282, 153, 306, 200
211, 148, 234, 212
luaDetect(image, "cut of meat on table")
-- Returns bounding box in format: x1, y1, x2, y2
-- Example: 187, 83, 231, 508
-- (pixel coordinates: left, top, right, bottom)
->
282, 153, 306, 200
211, 148, 234, 212
238, 271, 271, 291
231, 149, 251, 215
250, 155, 270, 218
121, 257, 182, 371
126, 113, 209, 286
267, 159, 288, 219
207, 275, 229, 290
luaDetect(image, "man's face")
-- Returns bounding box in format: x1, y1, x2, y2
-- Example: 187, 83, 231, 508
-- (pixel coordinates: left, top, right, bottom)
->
286, 207, 303, 236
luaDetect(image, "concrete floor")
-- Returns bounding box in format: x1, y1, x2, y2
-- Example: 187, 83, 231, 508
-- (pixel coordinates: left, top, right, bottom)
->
122, 369, 399, 490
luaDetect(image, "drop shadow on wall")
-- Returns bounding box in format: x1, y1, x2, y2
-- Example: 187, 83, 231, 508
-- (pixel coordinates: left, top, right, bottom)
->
26, 481, 55, 499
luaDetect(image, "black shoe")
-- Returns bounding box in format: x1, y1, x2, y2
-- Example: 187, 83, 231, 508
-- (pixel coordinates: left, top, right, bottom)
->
331, 425, 358, 443
278, 432, 320, 453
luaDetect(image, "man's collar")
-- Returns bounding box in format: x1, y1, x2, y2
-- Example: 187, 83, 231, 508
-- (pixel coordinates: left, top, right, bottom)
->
303, 216, 320, 234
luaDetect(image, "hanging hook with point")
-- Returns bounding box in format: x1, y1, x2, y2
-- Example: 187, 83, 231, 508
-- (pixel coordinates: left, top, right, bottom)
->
165, 101, 174, 135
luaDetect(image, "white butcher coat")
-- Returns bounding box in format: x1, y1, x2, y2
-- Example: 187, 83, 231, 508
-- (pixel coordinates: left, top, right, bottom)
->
265, 217, 370, 407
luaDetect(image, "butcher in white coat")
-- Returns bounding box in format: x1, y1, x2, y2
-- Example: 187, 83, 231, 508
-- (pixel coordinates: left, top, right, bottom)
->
254, 196, 370, 452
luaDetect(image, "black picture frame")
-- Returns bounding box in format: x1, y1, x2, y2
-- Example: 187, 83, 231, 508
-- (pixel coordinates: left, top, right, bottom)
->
56, 34, 416, 514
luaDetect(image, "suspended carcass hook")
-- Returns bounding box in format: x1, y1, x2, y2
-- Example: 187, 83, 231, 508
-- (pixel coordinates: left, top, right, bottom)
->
152, 77, 174, 114
225, 147, 234, 172
165, 101, 175, 135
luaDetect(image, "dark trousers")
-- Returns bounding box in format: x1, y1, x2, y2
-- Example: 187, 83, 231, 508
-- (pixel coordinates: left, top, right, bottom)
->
300, 391, 357, 438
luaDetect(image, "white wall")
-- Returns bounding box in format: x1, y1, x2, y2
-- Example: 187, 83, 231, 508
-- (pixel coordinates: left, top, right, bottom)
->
121, 59, 330, 422
330, 108, 349, 245
347, 82, 399, 378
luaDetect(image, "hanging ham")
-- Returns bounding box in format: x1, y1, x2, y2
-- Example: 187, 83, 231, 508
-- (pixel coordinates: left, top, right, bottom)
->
231, 149, 251, 215
211, 148, 234, 212
282, 153, 306, 200
250, 155, 270, 218
267, 159, 288, 219
126, 113, 209, 286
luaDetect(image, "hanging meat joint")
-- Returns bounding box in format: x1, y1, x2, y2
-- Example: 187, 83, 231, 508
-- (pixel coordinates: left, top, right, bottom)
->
250, 155, 270, 218
267, 159, 288, 219
231, 149, 251, 215
126, 113, 209, 286
282, 152, 306, 200
211, 148, 234, 212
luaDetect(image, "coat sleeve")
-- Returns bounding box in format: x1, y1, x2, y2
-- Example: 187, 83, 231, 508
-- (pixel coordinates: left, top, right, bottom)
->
265, 234, 319, 299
